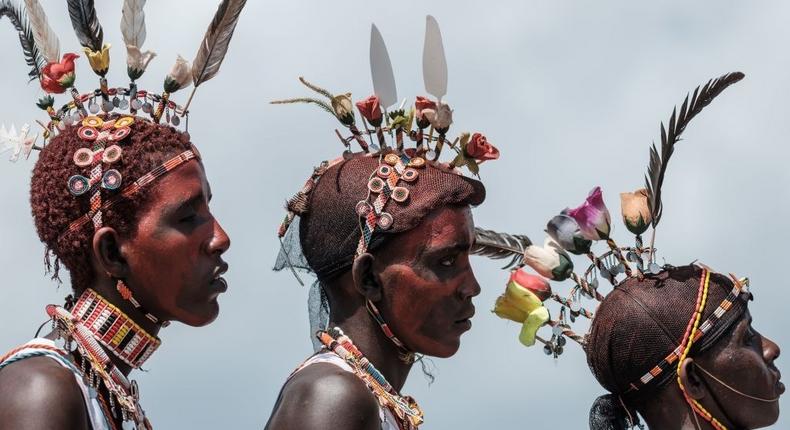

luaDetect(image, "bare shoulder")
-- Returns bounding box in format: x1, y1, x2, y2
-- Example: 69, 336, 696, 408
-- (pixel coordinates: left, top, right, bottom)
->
266, 362, 381, 430
0, 355, 90, 430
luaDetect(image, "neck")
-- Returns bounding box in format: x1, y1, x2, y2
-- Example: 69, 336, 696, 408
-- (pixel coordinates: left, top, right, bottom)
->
638, 388, 734, 430
330, 306, 412, 392
76, 278, 162, 376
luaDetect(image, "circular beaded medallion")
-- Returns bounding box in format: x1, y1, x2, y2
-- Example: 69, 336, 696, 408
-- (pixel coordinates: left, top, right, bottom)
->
391, 186, 409, 203
101, 169, 123, 190
103, 145, 122, 164
73, 148, 94, 167
368, 177, 385, 193
67, 175, 90, 196
377, 212, 394, 230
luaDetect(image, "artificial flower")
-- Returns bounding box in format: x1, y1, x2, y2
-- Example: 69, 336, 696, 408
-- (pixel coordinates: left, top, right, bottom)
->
0, 124, 37, 162
493, 268, 551, 346
164, 55, 192, 93
566, 186, 612, 241
421, 101, 452, 131
546, 213, 592, 255
126, 45, 157, 81
464, 132, 499, 162
355, 95, 383, 126
620, 188, 652, 235
523, 238, 574, 281
84, 43, 111, 75
415, 96, 437, 127
332, 93, 355, 125
40, 53, 79, 94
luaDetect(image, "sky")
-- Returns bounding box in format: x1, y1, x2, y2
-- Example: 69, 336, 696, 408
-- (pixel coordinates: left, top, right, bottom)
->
1, 0, 789, 428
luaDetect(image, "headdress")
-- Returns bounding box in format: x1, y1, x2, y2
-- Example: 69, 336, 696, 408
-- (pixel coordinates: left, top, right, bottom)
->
473, 72, 754, 429
1, 0, 244, 227
273, 17, 497, 358
0, 0, 244, 307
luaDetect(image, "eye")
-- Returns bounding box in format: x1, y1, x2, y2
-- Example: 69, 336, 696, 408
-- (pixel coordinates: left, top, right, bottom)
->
178, 210, 198, 224
439, 255, 457, 267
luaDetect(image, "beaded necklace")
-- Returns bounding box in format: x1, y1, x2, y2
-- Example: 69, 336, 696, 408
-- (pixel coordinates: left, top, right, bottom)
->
318, 327, 424, 430
48, 289, 155, 429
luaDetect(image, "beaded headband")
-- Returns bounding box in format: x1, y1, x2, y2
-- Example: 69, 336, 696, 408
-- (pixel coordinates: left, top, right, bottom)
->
0, 0, 246, 232
471, 71, 748, 358
275, 16, 500, 259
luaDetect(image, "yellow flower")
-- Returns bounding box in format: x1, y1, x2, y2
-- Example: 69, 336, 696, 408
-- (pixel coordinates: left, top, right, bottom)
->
620, 188, 652, 235
492, 269, 552, 347
84, 43, 111, 75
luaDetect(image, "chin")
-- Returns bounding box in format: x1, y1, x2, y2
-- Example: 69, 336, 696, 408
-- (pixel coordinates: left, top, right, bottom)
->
179, 300, 220, 327
421, 337, 461, 358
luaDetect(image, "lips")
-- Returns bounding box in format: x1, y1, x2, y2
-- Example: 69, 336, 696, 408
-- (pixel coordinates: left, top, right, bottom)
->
454, 305, 476, 331
210, 262, 229, 293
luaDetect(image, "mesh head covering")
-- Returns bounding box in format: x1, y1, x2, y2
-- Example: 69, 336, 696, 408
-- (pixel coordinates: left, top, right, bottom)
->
297, 151, 485, 281
586, 264, 749, 399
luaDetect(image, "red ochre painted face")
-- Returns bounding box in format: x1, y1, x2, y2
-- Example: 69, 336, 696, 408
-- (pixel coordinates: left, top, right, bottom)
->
694, 310, 783, 428
372, 205, 480, 358
119, 160, 231, 326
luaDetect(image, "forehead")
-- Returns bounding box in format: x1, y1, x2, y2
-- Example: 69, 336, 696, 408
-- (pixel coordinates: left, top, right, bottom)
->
380, 206, 474, 259
142, 160, 208, 208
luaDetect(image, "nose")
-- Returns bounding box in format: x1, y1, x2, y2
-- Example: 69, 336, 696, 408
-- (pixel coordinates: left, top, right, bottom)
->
207, 218, 231, 255
763, 335, 781, 364
458, 269, 481, 300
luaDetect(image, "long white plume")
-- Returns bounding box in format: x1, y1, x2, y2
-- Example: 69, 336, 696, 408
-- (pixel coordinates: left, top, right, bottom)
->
23, 0, 59, 63
422, 15, 448, 101
369, 23, 397, 109
121, 0, 146, 48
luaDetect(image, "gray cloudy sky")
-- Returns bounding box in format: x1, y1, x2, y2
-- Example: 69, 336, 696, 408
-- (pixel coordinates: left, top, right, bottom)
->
1, 1, 788, 428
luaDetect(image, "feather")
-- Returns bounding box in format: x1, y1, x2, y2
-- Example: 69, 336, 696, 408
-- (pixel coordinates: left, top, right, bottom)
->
369, 23, 397, 109
121, 0, 145, 48
644, 72, 744, 228
298, 76, 333, 100
67, 0, 103, 51
190, 0, 246, 88
422, 15, 447, 101
270, 98, 337, 119
0, 0, 46, 81
472, 227, 533, 269
23, 0, 59, 63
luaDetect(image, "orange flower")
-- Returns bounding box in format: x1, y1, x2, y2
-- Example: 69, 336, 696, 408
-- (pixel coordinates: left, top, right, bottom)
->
40, 53, 79, 94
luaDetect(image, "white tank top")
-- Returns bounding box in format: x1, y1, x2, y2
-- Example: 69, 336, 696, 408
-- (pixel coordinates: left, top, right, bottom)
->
0, 338, 112, 430
294, 352, 400, 430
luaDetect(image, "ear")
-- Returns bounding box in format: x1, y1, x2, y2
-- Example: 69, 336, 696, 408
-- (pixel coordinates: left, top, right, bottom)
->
351, 253, 383, 302
678, 357, 706, 400
91, 226, 128, 279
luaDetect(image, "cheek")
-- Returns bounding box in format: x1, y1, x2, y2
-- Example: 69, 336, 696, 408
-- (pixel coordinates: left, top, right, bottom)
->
126, 230, 200, 302
382, 265, 460, 337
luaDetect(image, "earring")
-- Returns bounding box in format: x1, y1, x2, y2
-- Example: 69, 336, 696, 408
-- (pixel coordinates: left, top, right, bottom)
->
115, 279, 169, 327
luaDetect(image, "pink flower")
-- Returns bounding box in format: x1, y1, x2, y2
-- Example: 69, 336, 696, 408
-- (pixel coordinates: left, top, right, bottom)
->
40, 53, 79, 94
355, 95, 383, 126
464, 133, 499, 161
414, 96, 436, 127
566, 186, 611, 241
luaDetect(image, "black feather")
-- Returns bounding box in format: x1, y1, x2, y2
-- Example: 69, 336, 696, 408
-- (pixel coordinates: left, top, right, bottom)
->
471, 227, 533, 269
644, 71, 744, 227
0, 0, 45, 82
67, 0, 103, 52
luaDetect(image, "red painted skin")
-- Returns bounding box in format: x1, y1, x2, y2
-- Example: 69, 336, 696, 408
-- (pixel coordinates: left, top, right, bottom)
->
0, 160, 230, 430
267, 205, 480, 430
638, 311, 783, 429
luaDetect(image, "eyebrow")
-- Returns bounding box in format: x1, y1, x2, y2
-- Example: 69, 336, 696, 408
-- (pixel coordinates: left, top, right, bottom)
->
420, 240, 472, 259
167, 191, 206, 215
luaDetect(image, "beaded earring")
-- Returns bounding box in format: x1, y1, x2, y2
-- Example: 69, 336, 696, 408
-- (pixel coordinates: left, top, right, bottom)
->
116, 279, 169, 327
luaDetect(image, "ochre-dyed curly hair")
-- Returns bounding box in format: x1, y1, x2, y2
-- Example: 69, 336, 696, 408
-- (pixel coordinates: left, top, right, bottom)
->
30, 114, 193, 292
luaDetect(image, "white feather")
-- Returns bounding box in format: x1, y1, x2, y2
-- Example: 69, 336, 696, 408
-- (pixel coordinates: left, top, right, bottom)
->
23, 0, 60, 63
121, 0, 147, 48
369, 23, 397, 109
422, 15, 448, 101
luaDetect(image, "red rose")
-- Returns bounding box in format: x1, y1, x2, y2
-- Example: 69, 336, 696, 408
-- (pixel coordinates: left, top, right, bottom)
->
465, 133, 499, 161
355, 95, 383, 126
414, 96, 437, 124
40, 53, 79, 94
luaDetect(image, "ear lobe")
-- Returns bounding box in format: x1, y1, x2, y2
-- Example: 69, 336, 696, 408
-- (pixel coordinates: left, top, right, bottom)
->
91, 227, 128, 279
351, 253, 382, 301
678, 357, 706, 400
